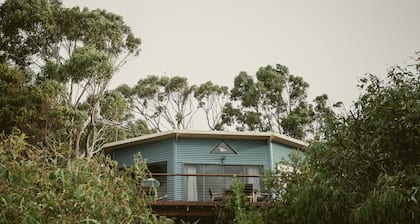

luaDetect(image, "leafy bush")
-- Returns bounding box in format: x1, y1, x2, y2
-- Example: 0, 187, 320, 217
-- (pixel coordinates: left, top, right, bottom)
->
221, 178, 264, 224
263, 65, 420, 223
0, 132, 173, 223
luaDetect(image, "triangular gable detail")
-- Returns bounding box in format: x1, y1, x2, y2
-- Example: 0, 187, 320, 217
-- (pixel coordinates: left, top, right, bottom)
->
210, 141, 237, 154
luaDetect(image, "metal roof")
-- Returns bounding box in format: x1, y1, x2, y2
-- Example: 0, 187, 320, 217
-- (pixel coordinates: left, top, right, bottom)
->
102, 129, 308, 154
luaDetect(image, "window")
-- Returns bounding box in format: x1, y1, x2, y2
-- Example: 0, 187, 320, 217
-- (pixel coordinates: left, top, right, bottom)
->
209, 141, 237, 154
183, 164, 262, 201
147, 162, 168, 199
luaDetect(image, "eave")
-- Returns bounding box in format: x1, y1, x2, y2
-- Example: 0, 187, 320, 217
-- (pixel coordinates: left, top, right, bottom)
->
102, 129, 308, 154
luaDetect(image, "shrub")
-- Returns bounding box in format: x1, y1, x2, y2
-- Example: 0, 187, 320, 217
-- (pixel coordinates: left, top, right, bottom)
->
0, 133, 173, 223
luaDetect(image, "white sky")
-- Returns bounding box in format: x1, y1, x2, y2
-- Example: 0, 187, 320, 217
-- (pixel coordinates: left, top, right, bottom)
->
60, 1, 420, 109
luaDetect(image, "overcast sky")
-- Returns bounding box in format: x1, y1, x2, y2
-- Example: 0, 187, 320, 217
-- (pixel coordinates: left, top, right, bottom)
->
61, 0, 419, 109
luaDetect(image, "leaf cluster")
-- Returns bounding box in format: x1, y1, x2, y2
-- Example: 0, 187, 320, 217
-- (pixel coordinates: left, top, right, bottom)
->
0, 0, 142, 157
0, 64, 76, 145
261, 65, 420, 223
225, 64, 323, 139
0, 133, 173, 223
221, 178, 264, 224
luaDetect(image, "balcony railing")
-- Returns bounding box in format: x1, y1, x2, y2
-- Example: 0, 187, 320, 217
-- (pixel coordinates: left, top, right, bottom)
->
146, 173, 265, 202
151, 173, 260, 177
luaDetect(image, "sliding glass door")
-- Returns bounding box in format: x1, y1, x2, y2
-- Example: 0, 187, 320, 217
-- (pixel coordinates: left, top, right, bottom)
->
183, 164, 262, 201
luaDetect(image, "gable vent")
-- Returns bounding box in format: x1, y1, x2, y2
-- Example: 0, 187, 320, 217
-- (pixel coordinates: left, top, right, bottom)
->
210, 141, 237, 154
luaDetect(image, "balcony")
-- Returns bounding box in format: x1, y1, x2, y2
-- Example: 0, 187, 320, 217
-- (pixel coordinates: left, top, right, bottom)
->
145, 173, 268, 221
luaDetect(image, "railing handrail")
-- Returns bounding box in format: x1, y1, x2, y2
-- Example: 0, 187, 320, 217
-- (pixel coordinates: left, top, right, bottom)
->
150, 173, 260, 178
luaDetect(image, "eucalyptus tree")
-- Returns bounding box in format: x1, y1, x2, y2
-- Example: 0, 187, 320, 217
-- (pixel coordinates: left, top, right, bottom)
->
0, 64, 70, 144
310, 94, 342, 140
0, 0, 141, 157
265, 61, 420, 224
99, 89, 152, 143
225, 64, 313, 139
130, 75, 198, 131
194, 81, 229, 130
97, 90, 130, 146
222, 71, 261, 131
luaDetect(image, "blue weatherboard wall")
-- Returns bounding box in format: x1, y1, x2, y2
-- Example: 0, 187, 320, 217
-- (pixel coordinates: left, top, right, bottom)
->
271, 142, 298, 168
176, 138, 270, 166
112, 138, 177, 200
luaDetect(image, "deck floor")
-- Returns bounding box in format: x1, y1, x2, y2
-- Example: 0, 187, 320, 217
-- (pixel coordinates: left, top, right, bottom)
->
149, 201, 221, 217
149, 200, 268, 218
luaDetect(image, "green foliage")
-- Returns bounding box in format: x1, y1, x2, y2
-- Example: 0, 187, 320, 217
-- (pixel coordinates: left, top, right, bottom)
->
352, 173, 420, 223
100, 90, 130, 122
266, 170, 350, 224
260, 151, 303, 201
0, 0, 140, 67
125, 119, 154, 138
0, 0, 142, 157
307, 68, 419, 194
280, 101, 312, 139
222, 178, 264, 224
129, 75, 198, 131
99, 89, 150, 143
0, 0, 62, 67
62, 45, 113, 82
311, 94, 341, 140
180, 220, 201, 224
263, 64, 420, 223
194, 81, 229, 130
0, 133, 172, 223
0, 64, 74, 145
225, 64, 316, 139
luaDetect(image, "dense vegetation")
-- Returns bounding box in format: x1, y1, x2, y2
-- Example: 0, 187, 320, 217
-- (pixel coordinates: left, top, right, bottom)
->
266, 65, 420, 223
0, 0, 418, 223
0, 132, 172, 223
223, 63, 420, 224
0, 0, 142, 158
0, 1, 169, 222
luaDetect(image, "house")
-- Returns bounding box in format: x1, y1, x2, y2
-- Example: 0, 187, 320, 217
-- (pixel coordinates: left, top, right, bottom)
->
102, 130, 307, 202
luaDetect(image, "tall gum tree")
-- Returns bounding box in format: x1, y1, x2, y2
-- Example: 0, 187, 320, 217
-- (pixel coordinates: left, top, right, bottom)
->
265, 55, 420, 223
0, 0, 141, 157
129, 75, 198, 131
194, 81, 229, 130
225, 64, 314, 139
